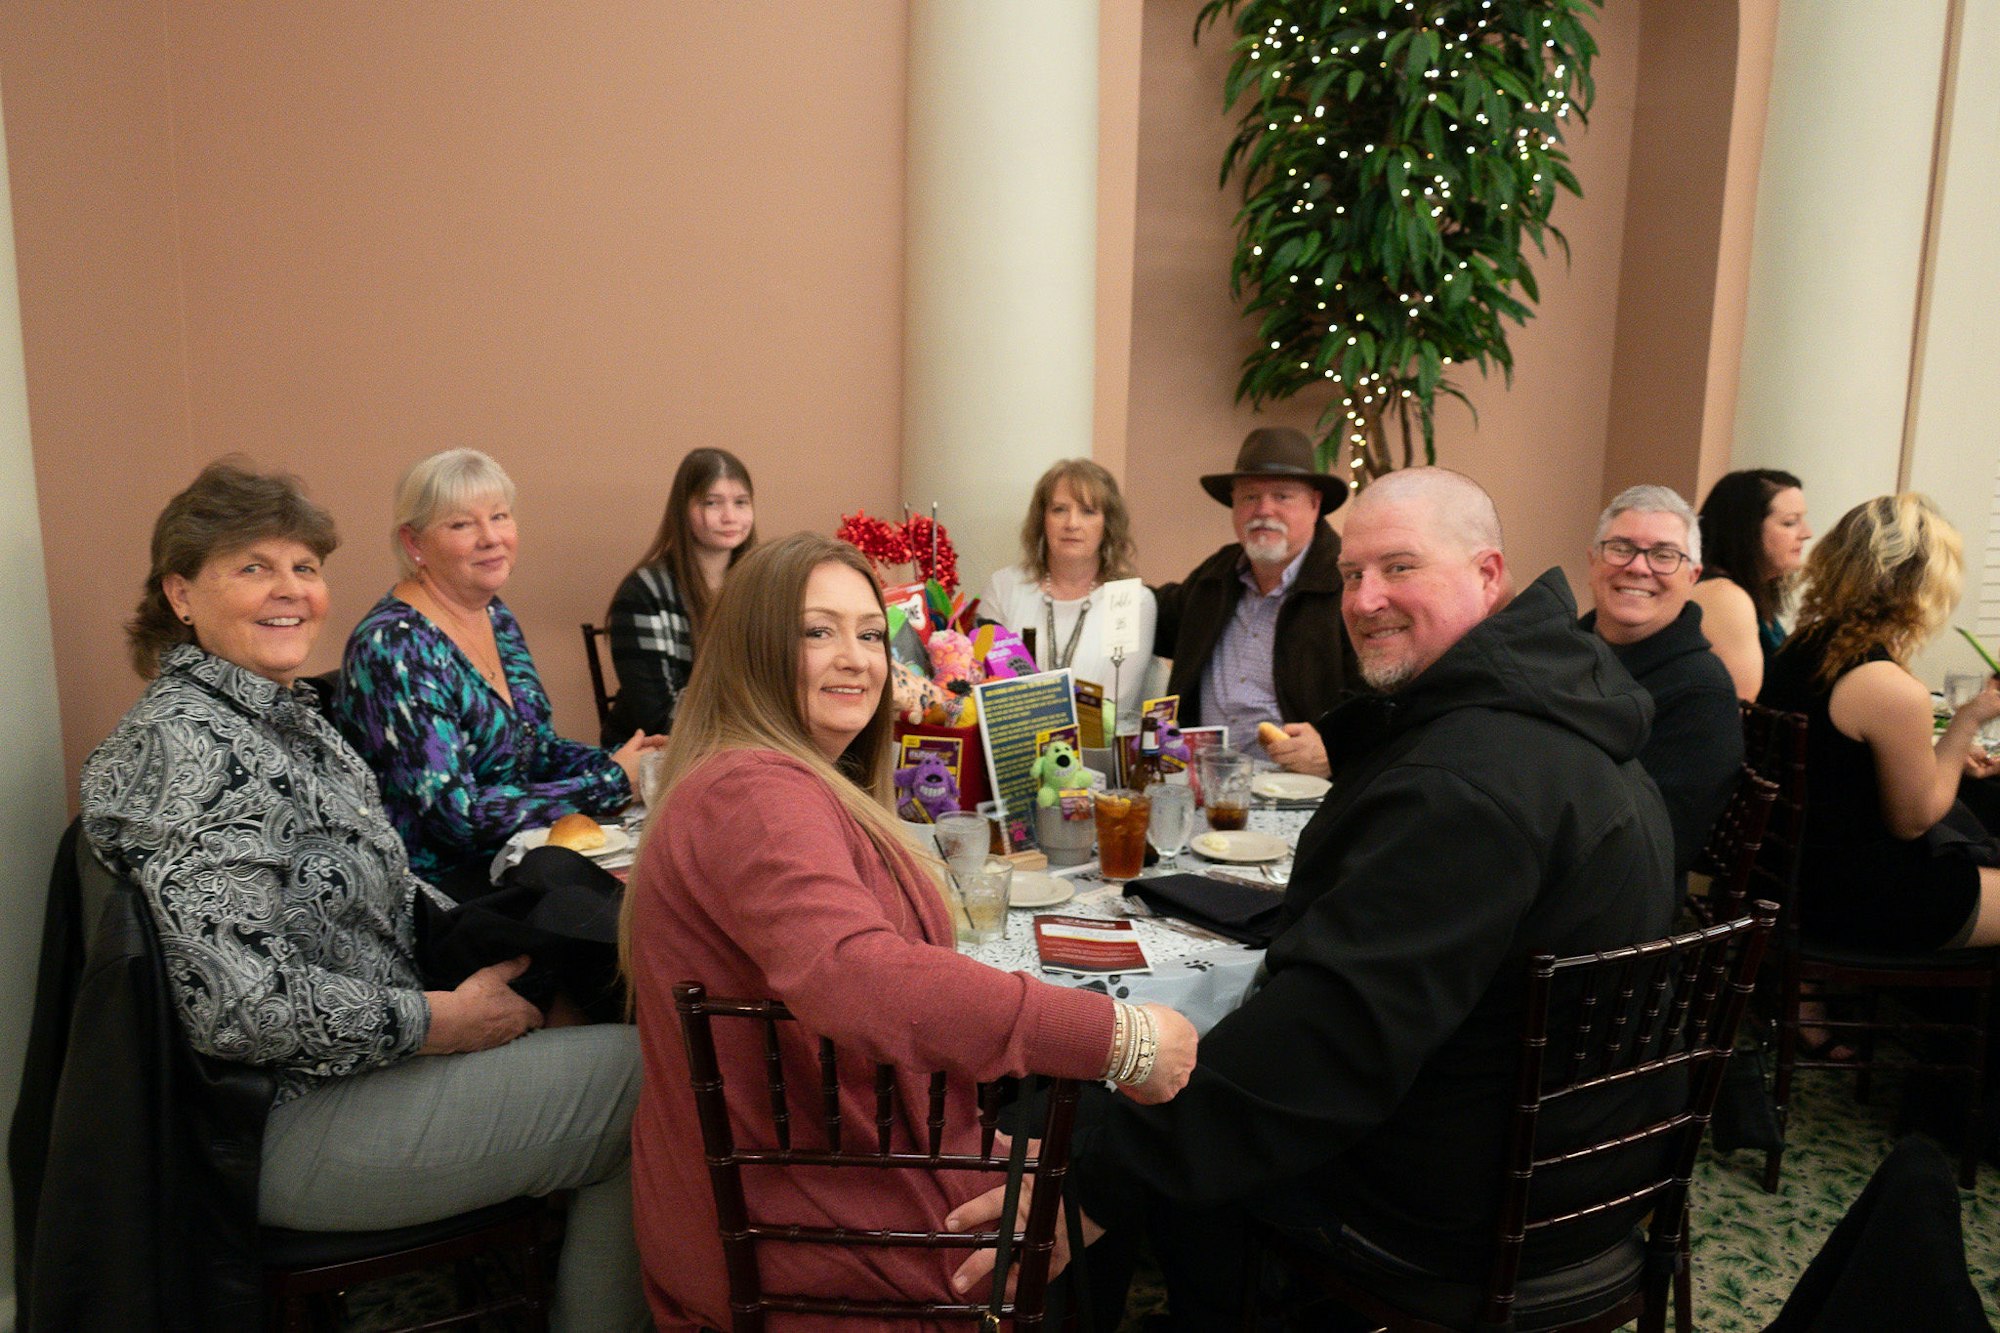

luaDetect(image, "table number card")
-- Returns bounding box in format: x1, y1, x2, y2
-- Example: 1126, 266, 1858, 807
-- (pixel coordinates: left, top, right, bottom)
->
1098, 579, 1147, 661
1097, 578, 1147, 738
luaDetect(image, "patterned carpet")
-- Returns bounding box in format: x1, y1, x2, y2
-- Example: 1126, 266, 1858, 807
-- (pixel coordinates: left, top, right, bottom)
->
344, 1072, 1997, 1330
1685, 1074, 1999, 1331
1113, 1073, 2000, 1331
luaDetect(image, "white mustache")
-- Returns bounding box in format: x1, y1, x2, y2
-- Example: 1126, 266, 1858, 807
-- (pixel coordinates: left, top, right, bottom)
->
1245, 520, 1287, 536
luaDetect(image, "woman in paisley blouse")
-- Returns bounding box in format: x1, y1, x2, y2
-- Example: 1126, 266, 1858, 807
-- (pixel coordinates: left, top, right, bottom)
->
82, 461, 648, 1331
335, 448, 661, 884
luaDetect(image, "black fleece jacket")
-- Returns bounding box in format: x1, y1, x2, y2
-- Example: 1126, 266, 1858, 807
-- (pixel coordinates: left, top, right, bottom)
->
1582, 601, 1743, 875
1074, 569, 1678, 1276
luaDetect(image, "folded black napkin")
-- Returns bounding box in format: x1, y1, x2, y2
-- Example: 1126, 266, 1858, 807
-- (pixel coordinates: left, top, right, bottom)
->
1125, 873, 1284, 948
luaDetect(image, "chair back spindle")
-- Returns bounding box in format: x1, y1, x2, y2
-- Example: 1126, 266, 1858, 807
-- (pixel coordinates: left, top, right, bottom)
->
671, 982, 1081, 1328
1481, 903, 1777, 1329
1691, 762, 1779, 924
580, 623, 617, 739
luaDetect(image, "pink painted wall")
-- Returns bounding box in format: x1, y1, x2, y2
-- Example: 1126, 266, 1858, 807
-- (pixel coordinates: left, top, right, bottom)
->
4, 0, 1774, 789
3, 5, 910, 785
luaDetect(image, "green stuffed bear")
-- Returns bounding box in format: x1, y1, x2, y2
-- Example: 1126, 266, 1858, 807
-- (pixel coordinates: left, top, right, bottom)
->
1030, 740, 1091, 808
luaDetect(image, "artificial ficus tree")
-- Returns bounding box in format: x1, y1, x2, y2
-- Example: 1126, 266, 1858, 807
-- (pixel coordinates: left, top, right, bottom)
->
1196, 0, 1600, 486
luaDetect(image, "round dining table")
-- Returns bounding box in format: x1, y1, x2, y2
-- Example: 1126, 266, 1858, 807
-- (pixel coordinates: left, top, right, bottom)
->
961, 802, 1316, 1034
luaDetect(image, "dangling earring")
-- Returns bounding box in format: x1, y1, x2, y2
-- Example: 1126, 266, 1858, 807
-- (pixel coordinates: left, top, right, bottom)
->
1037, 533, 1047, 570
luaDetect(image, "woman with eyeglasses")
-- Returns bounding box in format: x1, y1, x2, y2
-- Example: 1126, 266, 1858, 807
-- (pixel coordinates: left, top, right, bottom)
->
1581, 485, 1743, 875
1690, 468, 1811, 699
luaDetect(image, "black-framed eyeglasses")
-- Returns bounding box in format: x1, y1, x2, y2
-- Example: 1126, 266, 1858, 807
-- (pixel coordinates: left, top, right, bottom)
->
1596, 539, 1690, 574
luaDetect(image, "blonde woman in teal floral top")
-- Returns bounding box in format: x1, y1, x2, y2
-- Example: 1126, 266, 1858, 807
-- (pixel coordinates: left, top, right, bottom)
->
334, 449, 661, 882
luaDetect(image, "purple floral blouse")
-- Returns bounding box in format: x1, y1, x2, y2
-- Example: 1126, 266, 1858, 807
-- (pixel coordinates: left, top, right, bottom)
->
335, 592, 631, 881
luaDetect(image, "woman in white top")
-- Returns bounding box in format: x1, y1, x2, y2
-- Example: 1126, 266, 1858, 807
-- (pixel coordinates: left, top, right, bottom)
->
980, 459, 1157, 728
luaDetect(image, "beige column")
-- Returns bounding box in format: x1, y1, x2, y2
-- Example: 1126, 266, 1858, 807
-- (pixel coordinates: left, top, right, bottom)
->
903, 0, 1100, 589
1905, 0, 1998, 685
1732, 0, 1950, 522
0, 75, 76, 1323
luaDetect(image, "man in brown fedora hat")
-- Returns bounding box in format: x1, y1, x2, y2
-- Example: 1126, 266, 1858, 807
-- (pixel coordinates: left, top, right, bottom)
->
1154, 426, 1354, 774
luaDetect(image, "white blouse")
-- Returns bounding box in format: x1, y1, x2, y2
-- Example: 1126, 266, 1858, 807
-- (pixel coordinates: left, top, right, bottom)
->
977, 564, 1158, 729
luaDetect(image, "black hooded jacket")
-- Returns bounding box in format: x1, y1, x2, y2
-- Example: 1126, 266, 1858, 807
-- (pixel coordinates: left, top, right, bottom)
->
1581, 601, 1743, 875
1075, 569, 1677, 1275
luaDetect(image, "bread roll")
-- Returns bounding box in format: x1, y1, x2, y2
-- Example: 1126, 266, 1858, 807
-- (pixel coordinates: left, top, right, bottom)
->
1257, 721, 1287, 748
546, 812, 607, 852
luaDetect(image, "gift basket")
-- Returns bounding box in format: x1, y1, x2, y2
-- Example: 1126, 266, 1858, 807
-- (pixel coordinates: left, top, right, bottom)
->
838, 509, 1033, 822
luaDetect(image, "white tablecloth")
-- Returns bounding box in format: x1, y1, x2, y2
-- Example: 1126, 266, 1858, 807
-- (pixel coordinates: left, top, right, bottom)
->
961, 804, 1317, 1034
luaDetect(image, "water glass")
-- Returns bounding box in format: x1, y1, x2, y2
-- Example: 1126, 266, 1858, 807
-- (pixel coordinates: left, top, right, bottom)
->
1147, 784, 1195, 871
639, 748, 667, 807
934, 812, 990, 879
1945, 672, 1985, 711
1944, 672, 2000, 750
957, 859, 1014, 945
1198, 748, 1253, 830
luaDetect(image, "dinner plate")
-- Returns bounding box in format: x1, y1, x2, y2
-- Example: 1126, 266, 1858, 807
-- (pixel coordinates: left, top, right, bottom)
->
1250, 772, 1331, 802
519, 824, 632, 859
1191, 830, 1291, 864
1007, 871, 1075, 910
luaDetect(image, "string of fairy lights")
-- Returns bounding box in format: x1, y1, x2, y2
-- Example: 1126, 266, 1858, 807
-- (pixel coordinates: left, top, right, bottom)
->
1217, 0, 1593, 485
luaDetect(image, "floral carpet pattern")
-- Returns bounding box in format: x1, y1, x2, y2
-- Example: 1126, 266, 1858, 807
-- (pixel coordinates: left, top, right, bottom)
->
1684, 1075, 1999, 1331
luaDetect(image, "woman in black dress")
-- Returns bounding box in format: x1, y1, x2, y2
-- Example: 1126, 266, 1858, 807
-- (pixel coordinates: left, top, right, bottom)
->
1761, 492, 2000, 952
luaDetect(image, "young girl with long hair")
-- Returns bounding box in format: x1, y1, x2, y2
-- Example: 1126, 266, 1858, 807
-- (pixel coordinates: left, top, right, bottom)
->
602, 447, 756, 742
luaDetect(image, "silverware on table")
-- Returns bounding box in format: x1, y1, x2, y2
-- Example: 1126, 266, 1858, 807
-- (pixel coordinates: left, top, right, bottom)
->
1119, 894, 1235, 944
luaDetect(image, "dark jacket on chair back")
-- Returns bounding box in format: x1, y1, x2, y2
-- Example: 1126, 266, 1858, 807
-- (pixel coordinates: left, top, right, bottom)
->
9, 825, 268, 1332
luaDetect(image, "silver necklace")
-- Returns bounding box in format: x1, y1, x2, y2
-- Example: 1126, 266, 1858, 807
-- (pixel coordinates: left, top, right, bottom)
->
1039, 575, 1098, 672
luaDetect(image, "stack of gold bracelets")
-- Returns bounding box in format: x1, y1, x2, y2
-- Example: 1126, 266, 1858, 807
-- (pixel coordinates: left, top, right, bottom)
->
1102, 1000, 1159, 1087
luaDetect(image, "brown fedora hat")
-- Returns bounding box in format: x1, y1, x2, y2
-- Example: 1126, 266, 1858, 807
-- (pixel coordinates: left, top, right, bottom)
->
1199, 427, 1347, 511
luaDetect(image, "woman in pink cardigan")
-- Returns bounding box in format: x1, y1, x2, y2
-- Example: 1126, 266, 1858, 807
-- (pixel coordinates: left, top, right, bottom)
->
622, 532, 1197, 1331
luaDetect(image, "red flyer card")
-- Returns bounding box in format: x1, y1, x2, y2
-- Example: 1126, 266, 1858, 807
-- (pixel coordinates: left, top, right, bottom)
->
1032, 914, 1151, 975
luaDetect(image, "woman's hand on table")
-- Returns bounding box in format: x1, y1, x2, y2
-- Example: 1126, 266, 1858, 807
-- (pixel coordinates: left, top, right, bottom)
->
420, 955, 543, 1054
1122, 1004, 1197, 1105
944, 1137, 1104, 1297
1265, 723, 1331, 779
608, 729, 666, 793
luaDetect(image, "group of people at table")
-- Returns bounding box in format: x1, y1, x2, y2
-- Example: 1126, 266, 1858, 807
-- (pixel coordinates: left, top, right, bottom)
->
68, 425, 2000, 1330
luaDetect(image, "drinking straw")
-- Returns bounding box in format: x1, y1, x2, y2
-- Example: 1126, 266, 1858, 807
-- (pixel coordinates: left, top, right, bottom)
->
1957, 626, 2000, 676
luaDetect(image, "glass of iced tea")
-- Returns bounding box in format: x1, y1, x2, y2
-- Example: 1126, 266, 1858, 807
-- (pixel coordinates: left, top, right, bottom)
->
1199, 748, 1252, 831
1093, 787, 1152, 881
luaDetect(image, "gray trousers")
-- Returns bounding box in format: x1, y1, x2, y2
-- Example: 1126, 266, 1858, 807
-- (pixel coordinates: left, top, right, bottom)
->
260, 1024, 649, 1333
